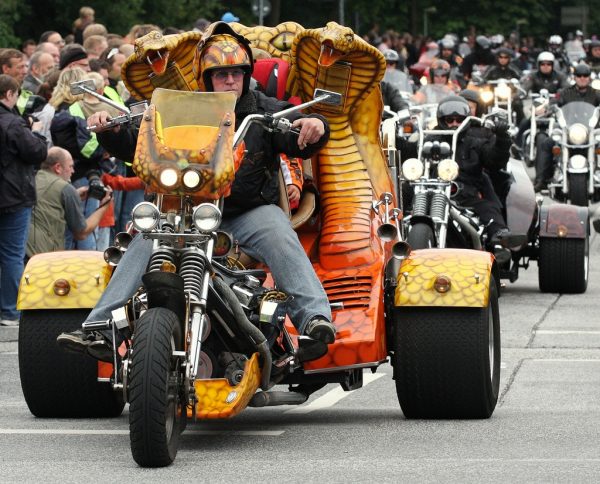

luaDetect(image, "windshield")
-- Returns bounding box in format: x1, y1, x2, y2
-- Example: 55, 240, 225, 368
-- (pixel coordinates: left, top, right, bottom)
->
560, 102, 597, 126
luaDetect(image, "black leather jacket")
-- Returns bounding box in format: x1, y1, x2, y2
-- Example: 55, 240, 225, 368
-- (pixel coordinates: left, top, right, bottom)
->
0, 103, 47, 212
521, 70, 568, 94
557, 85, 600, 106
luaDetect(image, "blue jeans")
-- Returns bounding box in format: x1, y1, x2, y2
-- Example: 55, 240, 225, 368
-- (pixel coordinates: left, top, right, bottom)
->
0, 207, 32, 320
86, 205, 331, 334
65, 177, 99, 250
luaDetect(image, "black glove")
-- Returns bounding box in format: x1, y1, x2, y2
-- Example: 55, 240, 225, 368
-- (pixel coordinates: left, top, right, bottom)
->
494, 119, 510, 137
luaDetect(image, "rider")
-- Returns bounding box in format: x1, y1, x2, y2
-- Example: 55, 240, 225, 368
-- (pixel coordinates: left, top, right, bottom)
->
461, 35, 496, 82
547, 35, 571, 73
482, 47, 522, 82
514, 51, 568, 151
57, 22, 337, 361
534, 62, 600, 191
382, 49, 412, 95
584, 39, 600, 73
412, 59, 457, 104
432, 96, 512, 248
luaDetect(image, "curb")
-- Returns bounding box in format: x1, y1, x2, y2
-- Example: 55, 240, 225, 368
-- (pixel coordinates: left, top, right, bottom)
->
0, 326, 18, 343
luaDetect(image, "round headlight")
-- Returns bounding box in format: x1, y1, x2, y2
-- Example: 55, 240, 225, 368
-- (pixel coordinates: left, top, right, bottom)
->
568, 123, 588, 144
131, 202, 160, 232
159, 168, 179, 188
569, 154, 587, 170
480, 90, 494, 104
193, 203, 222, 232
402, 158, 424, 181
592, 79, 600, 90
182, 169, 202, 189
437, 159, 459, 181
495, 83, 511, 100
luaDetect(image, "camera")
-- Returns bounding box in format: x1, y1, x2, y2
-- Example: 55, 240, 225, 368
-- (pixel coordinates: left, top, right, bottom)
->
86, 169, 108, 200
23, 95, 46, 120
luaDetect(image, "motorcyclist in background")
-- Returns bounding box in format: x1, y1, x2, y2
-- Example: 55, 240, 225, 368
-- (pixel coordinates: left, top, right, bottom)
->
382, 49, 412, 95
436, 37, 464, 86
461, 35, 496, 82
548, 35, 571, 74
412, 59, 458, 104
533, 63, 600, 191
514, 46, 533, 73
584, 39, 600, 73
514, 51, 569, 151
482, 47, 522, 81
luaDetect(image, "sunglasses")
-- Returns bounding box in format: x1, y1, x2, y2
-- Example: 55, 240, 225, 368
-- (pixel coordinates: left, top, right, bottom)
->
211, 68, 245, 81
539, 62, 553, 66
575, 73, 590, 78
443, 115, 465, 124
498, 55, 511, 59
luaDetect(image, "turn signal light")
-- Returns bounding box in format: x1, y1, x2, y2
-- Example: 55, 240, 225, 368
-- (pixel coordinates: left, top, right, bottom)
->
551, 146, 561, 156
557, 224, 568, 237
433, 275, 452, 293
53, 279, 71, 296
403, 122, 414, 133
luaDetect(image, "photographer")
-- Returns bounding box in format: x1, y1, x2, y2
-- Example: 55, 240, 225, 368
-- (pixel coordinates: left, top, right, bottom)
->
27, 147, 112, 258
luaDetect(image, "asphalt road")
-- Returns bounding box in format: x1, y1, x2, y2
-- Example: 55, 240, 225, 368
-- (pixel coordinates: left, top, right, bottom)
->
1, 227, 599, 482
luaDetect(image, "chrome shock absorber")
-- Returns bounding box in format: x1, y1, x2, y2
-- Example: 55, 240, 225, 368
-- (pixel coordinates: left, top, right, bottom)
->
430, 192, 448, 222
412, 190, 431, 217
179, 248, 207, 302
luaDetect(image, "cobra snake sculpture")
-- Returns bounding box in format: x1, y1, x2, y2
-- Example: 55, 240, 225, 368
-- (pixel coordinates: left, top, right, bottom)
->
290, 22, 393, 269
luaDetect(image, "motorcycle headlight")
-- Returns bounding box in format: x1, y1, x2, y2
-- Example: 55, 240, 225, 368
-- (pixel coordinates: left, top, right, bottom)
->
159, 167, 179, 188
495, 83, 511, 100
551, 129, 563, 142
131, 202, 160, 232
193, 203, 222, 232
437, 159, 459, 181
568, 123, 588, 144
592, 79, 600, 90
480, 90, 494, 104
569, 154, 587, 170
182, 169, 202, 190
402, 158, 424, 181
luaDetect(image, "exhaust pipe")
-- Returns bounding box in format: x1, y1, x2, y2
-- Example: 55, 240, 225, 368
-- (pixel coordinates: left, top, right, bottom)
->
248, 390, 309, 407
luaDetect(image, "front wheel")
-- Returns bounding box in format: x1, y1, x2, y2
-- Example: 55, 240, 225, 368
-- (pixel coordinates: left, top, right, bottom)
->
568, 173, 589, 207
538, 235, 589, 293
407, 223, 436, 249
392, 276, 501, 419
129, 307, 185, 467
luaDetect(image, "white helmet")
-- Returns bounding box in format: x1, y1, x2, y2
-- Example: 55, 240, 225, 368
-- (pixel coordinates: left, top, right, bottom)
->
548, 35, 563, 46
537, 51, 555, 67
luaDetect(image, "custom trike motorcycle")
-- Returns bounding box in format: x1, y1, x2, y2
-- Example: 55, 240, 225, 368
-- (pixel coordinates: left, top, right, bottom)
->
381, 107, 589, 293
18, 22, 502, 467
547, 101, 600, 206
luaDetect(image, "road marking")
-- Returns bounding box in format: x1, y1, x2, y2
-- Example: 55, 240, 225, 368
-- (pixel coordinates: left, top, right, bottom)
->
285, 372, 386, 414
0, 429, 283, 436
536, 330, 600, 335
530, 359, 600, 362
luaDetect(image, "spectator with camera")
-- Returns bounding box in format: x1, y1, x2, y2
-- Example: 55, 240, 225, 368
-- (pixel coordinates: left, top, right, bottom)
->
27, 147, 112, 258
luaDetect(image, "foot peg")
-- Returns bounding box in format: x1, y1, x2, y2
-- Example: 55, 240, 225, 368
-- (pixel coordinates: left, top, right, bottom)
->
296, 336, 327, 363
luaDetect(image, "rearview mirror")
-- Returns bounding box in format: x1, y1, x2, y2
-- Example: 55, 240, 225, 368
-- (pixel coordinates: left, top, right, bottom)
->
70, 79, 97, 95
313, 88, 343, 106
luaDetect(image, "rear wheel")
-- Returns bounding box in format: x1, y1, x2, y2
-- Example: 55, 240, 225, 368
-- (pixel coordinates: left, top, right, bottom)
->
538, 235, 589, 293
129, 307, 185, 468
392, 276, 500, 419
568, 173, 589, 207
407, 223, 435, 249
19, 309, 124, 418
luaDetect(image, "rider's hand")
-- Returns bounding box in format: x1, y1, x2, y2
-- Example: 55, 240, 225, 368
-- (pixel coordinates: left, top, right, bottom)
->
494, 119, 510, 137
87, 111, 120, 133
287, 184, 301, 208
292, 117, 325, 149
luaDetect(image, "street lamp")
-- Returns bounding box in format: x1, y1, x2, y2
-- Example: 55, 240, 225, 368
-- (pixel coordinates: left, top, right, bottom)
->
423, 6, 437, 37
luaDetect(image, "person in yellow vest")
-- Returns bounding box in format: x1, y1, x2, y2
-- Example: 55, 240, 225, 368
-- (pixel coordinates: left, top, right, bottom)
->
27, 147, 112, 257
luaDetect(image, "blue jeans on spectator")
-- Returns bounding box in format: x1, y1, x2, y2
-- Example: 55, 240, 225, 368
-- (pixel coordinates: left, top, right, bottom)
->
85, 204, 331, 335
65, 177, 99, 250
0, 207, 32, 320
115, 189, 145, 234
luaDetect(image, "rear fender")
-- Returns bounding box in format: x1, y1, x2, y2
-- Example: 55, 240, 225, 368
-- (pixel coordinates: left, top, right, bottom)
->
17, 251, 112, 311
393, 248, 494, 308
539, 203, 588, 239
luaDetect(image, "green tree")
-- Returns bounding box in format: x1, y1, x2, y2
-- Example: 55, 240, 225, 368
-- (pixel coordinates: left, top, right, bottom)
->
0, 0, 31, 47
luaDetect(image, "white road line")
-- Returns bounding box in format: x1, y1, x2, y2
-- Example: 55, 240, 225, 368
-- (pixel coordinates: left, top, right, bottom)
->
529, 359, 600, 362
285, 372, 386, 414
0, 429, 283, 436
536, 330, 600, 335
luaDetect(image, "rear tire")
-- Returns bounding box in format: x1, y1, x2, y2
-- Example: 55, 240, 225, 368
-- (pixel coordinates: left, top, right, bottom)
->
129, 307, 184, 468
568, 173, 589, 207
19, 309, 124, 418
538, 235, 589, 293
392, 276, 500, 419
407, 223, 435, 249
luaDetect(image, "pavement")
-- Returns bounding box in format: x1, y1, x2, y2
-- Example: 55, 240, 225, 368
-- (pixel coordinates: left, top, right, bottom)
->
0, 325, 18, 343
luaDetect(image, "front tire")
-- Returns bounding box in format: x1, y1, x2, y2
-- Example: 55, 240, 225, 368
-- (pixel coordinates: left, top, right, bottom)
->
129, 307, 184, 468
407, 223, 436, 249
392, 276, 500, 419
538, 235, 589, 293
19, 309, 124, 418
568, 173, 589, 207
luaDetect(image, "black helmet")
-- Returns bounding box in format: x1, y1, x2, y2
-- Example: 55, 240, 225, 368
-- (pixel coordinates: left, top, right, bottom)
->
437, 95, 470, 128
496, 47, 513, 58
589, 39, 600, 49
574, 63, 591, 77
459, 89, 483, 116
